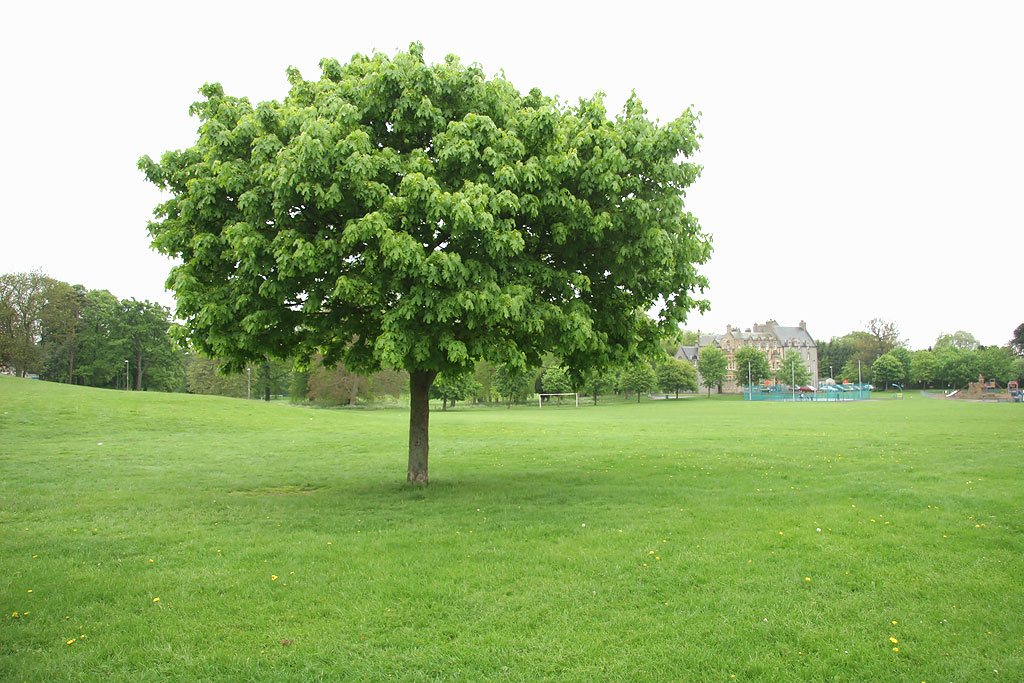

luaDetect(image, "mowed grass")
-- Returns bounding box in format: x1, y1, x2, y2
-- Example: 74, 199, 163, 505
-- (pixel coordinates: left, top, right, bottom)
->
1, 377, 1022, 681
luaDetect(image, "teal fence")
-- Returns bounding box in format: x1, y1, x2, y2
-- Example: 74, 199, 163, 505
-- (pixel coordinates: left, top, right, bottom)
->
743, 384, 872, 402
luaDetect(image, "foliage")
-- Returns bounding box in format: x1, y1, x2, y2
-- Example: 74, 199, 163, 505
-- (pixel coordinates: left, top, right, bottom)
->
934, 330, 981, 351
976, 346, 1013, 384
656, 358, 697, 398
1012, 323, 1024, 357
871, 353, 906, 390
430, 370, 480, 409
910, 350, 938, 388
866, 317, 905, 353
540, 365, 573, 394
779, 350, 811, 386
697, 346, 727, 396
0, 270, 53, 376
493, 362, 535, 406
184, 355, 249, 398
1010, 358, 1024, 384
119, 299, 179, 391
620, 362, 657, 402
934, 346, 979, 389
732, 346, 771, 387
139, 43, 711, 482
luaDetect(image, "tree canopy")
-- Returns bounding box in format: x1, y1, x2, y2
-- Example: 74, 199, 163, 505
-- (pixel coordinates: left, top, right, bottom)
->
697, 346, 727, 397
140, 44, 711, 483
732, 346, 770, 387
780, 350, 811, 386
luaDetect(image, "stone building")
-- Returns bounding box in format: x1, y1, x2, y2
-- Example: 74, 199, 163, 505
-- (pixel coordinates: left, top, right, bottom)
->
677, 319, 818, 393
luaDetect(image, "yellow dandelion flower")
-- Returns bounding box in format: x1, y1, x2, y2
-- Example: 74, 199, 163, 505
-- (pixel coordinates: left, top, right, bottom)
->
805, 577, 812, 582
890, 637, 898, 644
67, 638, 76, 645
11, 612, 18, 618
271, 575, 278, 581
152, 597, 160, 603
892, 620, 898, 625
893, 647, 899, 652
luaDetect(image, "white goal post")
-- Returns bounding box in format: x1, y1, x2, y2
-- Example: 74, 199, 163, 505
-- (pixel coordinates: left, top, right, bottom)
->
538, 393, 579, 407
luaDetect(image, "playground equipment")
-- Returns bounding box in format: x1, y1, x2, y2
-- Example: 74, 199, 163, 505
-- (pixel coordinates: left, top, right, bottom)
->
946, 375, 1019, 402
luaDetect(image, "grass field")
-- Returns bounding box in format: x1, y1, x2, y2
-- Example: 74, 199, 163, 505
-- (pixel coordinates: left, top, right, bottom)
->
2, 376, 1022, 681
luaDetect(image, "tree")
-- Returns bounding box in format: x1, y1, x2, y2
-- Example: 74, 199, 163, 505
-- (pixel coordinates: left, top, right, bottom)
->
184, 354, 249, 397
866, 318, 904, 354
431, 370, 479, 410
976, 346, 1013, 384
698, 347, 727, 397
656, 357, 697, 398
541, 364, 573, 402
780, 350, 811, 387
872, 352, 906, 390
140, 44, 711, 483
732, 346, 770, 387
621, 362, 657, 402
118, 299, 178, 391
1010, 358, 1024, 384
934, 330, 981, 351
494, 363, 535, 407
0, 270, 53, 376
580, 368, 610, 405
40, 281, 86, 384
73, 289, 125, 387
1011, 323, 1024, 357
910, 350, 938, 389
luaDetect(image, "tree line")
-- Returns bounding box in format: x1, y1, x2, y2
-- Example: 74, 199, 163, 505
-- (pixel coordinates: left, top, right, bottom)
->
816, 319, 1024, 390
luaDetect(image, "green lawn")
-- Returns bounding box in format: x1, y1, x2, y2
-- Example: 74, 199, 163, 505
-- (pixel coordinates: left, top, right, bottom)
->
2, 377, 1022, 681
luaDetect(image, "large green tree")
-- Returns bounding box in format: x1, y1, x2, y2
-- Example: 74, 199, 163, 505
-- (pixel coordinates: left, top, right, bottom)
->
1011, 323, 1024, 357
871, 352, 906, 390
780, 350, 811, 387
910, 350, 937, 388
732, 346, 770, 387
140, 44, 711, 483
656, 357, 697, 398
697, 346, 727, 397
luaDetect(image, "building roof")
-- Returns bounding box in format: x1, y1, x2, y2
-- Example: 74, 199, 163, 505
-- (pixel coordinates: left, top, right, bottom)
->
675, 345, 699, 362
772, 325, 815, 346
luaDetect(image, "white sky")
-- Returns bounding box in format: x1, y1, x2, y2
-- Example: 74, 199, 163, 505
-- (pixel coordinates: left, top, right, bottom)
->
2, 1, 1021, 350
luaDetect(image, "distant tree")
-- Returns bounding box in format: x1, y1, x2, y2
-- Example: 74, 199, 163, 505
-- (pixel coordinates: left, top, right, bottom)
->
72, 289, 125, 387
306, 358, 364, 405
656, 358, 697, 398
976, 346, 1013, 384
732, 346, 771, 387
888, 347, 912, 384
541, 365, 573, 402
184, 354, 248, 397
934, 346, 978, 389
839, 358, 865, 384
254, 358, 293, 401
494, 363, 535, 407
40, 281, 86, 383
472, 359, 497, 403
1012, 323, 1024, 357
431, 370, 479, 410
698, 346, 727, 397
934, 330, 981, 351
1010, 358, 1024, 384
866, 318, 905, 354
0, 270, 52, 376
910, 350, 938, 389
581, 368, 610, 405
621, 362, 657, 402
872, 353, 906, 390
780, 349, 811, 387
118, 299, 178, 391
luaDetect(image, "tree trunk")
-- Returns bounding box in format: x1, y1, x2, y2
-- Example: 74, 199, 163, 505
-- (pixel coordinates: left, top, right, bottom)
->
637, 391, 641, 403
408, 370, 437, 484
135, 349, 143, 391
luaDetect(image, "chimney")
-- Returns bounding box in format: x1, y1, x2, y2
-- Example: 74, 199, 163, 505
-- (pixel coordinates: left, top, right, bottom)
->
799, 320, 806, 330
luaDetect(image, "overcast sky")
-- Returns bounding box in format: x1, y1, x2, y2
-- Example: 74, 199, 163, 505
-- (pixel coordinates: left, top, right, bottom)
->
3, 1, 1020, 350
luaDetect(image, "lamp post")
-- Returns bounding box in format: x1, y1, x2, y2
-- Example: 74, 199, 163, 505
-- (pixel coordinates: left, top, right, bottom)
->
247, 367, 251, 400
829, 365, 833, 380
747, 361, 751, 401
125, 359, 129, 391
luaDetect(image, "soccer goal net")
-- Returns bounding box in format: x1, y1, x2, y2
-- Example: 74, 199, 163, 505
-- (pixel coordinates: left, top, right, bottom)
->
538, 393, 579, 407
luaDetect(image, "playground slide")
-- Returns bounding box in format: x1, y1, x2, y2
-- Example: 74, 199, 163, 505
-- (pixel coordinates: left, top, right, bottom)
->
947, 389, 960, 398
